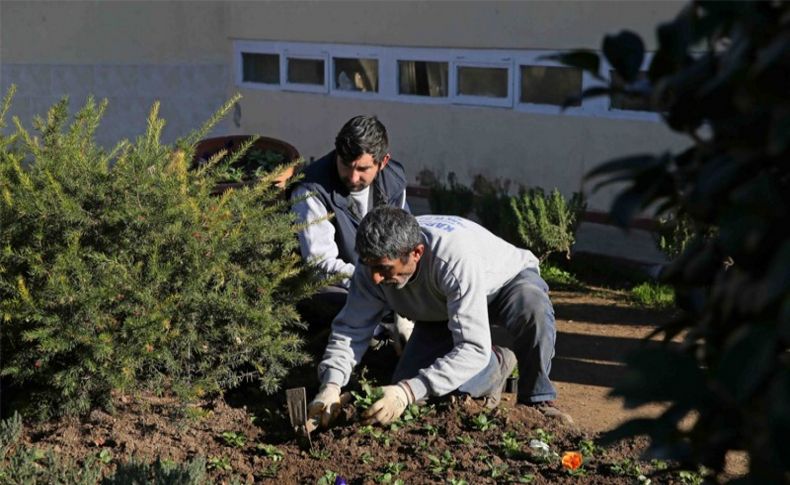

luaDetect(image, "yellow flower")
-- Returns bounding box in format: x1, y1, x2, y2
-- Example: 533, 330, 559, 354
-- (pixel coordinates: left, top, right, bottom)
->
562, 451, 583, 471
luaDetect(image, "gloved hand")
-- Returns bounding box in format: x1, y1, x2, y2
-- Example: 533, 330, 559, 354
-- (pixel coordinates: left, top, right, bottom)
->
307, 383, 342, 429
362, 383, 414, 426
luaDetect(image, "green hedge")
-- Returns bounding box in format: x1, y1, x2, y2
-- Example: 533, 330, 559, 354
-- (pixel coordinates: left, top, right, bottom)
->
0, 89, 322, 418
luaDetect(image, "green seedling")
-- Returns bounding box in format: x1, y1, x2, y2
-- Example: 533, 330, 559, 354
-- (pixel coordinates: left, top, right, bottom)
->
256, 443, 284, 462
609, 458, 642, 477
416, 439, 430, 452
678, 468, 707, 485
500, 431, 522, 458
360, 452, 374, 465
532, 428, 553, 444
448, 478, 468, 485
470, 412, 494, 431
578, 438, 600, 457
207, 455, 232, 472
359, 424, 391, 446
518, 475, 536, 483
259, 463, 280, 479
485, 458, 509, 479
97, 449, 113, 464
377, 462, 405, 484
309, 448, 331, 460
455, 434, 474, 446
220, 431, 246, 448
650, 459, 669, 471
317, 470, 339, 485
427, 450, 456, 476
351, 381, 384, 412
422, 423, 439, 437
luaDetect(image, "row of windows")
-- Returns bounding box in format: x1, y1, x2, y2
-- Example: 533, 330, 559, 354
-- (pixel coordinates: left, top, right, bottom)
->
234, 41, 657, 120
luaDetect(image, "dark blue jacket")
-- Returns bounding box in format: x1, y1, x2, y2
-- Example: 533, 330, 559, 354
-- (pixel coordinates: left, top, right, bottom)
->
291, 150, 409, 264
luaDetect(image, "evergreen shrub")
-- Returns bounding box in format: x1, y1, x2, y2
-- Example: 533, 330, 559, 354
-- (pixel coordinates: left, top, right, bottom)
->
0, 88, 322, 418
510, 187, 586, 261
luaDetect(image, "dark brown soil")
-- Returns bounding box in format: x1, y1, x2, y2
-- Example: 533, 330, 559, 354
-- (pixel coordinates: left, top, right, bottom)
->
13, 288, 746, 483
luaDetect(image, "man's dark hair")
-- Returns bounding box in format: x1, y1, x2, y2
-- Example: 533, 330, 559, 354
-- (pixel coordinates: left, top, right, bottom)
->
335, 115, 389, 165
356, 207, 422, 262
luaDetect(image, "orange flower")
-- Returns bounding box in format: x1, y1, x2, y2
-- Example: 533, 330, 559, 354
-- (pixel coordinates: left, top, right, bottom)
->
561, 451, 583, 471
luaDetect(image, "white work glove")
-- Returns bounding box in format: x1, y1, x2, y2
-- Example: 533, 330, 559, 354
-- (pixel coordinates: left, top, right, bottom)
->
307, 383, 342, 429
363, 383, 414, 426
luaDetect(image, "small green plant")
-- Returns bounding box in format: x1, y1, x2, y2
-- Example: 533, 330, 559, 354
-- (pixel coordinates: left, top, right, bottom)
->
427, 450, 456, 476
500, 431, 522, 458
677, 468, 707, 485
220, 431, 246, 449
609, 458, 642, 477
309, 449, 331, 460
184, 406, 213, 422
98, 448, 113, 465
447, 478, 468, 485
630, 281, 674, 309
578, 438, 600, 458
422, 423, 439, 437
455, 434, 474, 446
360, 452, 374, 465
351, 373, 385, 412
485, 458, 509, 479
532, 428, 553, 444
470, 412, 494, 431
377, 462, 405, 484
518, 475, 536, 483
317, 470, 339, 485
207, 456, 232, 472
256, 443, 284, 462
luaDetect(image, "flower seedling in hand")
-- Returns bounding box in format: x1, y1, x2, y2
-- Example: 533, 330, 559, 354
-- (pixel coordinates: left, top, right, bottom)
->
351, 374, 385, 412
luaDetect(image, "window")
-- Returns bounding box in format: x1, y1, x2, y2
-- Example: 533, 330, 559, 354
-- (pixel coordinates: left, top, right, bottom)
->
242, 53, 279, 84
457, 66, 508, 98
333, 57, 379, 92
233, 40, 661, 121
520, 65, 582, 106
287, 58, 324, 86
609, 70, 655, 112
398, 60, 448, 97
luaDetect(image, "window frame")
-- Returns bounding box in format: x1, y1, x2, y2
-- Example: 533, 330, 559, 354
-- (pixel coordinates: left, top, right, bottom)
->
328, 45, 382, 99
390, 49, 452, 105
232, 40, 662, 123
235, 40, 282, 90
282, 49, 329, 94
451, 58, 513, 108
513, 52, 589, 115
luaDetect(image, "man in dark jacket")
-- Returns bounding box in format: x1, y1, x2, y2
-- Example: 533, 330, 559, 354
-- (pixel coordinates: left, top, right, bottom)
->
290, 116, 413, 349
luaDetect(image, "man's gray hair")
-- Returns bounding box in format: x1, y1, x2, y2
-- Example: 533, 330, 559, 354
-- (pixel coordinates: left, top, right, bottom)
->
356, 207, 422, 261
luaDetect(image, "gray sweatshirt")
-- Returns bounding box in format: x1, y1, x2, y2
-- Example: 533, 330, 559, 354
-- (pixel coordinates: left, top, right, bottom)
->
318, 215, 540, 401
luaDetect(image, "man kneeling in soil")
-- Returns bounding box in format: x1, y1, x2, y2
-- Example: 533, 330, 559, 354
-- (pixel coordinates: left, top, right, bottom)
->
308, 207, 572, 427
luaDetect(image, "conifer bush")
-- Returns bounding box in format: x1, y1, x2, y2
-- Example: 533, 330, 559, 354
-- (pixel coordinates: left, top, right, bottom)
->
510, 187, 586, 261
0, 87, 322, 418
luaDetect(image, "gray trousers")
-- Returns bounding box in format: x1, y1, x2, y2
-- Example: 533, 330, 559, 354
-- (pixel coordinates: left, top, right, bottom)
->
391, 268, 557, 404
